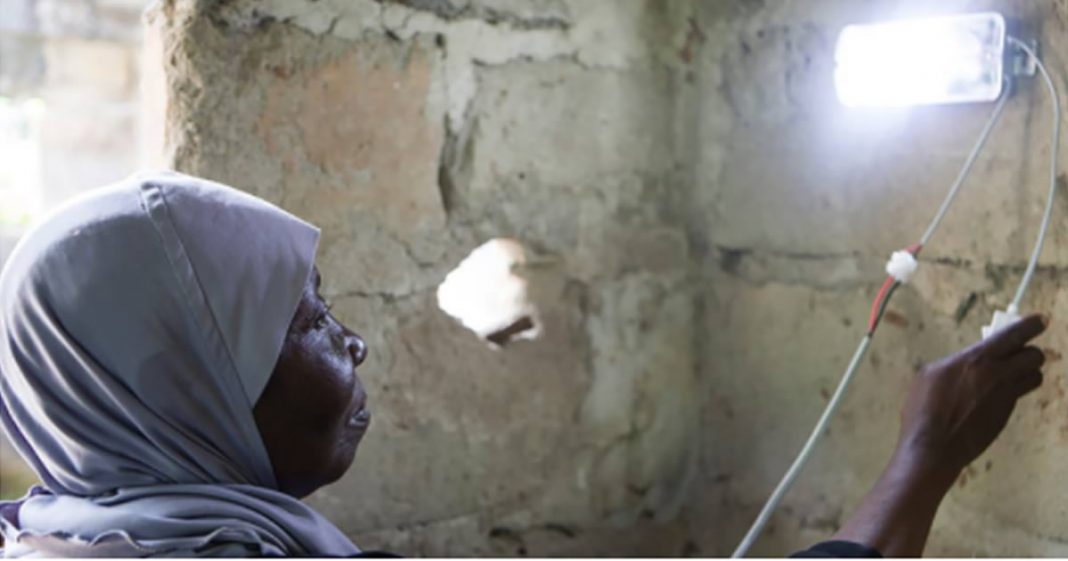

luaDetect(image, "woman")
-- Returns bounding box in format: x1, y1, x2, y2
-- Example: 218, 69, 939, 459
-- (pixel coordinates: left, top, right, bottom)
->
0, 171, 1050, 557
0, 171, 368, 556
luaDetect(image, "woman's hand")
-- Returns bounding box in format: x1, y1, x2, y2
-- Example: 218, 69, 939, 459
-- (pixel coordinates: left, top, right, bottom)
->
831, 314, 1049, 557
896, 314, 1047, 481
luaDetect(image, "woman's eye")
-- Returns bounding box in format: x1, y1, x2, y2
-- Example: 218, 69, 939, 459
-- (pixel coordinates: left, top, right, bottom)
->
313, 304, 333, 330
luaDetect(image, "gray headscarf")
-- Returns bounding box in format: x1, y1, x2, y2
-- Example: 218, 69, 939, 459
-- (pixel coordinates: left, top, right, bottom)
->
0, 171, 360, 557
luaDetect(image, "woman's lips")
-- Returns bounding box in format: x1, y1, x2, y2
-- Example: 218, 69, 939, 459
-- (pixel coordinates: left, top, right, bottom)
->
347, 405, 371, 429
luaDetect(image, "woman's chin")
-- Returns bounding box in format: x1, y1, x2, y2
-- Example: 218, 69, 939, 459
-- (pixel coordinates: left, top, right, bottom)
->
325, 441, 362, 485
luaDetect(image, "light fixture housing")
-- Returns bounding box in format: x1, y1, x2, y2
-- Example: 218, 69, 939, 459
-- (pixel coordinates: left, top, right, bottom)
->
835, 12, 1006, 108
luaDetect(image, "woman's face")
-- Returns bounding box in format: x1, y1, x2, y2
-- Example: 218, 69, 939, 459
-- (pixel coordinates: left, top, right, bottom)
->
253, 267, 370, 498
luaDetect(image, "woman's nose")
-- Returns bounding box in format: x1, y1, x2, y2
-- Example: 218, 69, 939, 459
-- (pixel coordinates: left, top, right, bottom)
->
348, 333, 368, 366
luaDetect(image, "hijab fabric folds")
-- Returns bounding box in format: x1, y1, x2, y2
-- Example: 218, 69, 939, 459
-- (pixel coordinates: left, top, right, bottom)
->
0, 171, 359, 556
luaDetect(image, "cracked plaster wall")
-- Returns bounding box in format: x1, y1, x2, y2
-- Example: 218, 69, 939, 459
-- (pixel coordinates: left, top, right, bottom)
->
688, 0, 1068, 557
150, 0, 1068, 556
151, 0, 698, 556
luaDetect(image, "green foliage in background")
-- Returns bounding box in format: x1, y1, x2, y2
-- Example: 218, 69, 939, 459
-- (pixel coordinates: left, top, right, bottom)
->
0, 203, 34, 229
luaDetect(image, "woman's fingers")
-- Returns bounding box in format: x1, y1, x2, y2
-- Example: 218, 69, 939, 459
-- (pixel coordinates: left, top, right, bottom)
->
990, 347, 1045, 398
1009, 369, 1044, 398
997, 346, 1046, 378
980, 314, 1048, 358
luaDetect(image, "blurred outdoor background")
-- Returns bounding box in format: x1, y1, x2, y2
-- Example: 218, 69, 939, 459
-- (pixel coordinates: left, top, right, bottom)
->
0, 0, 152, 500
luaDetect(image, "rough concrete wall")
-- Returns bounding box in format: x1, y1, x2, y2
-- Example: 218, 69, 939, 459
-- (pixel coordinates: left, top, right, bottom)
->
153, 0, 701, 555
689, 0, 1068, 556
154, 0, 1068, 556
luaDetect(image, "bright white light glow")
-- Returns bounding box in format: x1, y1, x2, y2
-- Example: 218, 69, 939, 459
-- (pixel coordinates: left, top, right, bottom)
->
835, 12, 1005, 107
437, 238, 541, 347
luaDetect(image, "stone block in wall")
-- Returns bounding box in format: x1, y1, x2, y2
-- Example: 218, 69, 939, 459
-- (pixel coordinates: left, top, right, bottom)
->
159, 7, 455, 290
571, 224, 689, 282
254, 37, 447, 239
439, 60, 679, 259
464, 61, 675, 197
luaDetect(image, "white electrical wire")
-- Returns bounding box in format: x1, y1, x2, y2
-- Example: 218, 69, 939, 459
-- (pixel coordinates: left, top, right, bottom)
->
730, 336, 872, 558
1009, 37, 1062, 310
920, 84, 1012, 247
732, 86, 1010, 559
732, 37, 1063, 558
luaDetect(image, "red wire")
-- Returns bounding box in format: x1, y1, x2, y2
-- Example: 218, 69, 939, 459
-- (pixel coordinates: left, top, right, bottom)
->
866, 243, 923, 333
867, 276, 896, 333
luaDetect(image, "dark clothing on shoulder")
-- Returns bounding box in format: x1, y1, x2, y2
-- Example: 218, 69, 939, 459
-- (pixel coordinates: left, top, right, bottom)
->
792, 540, 882, 558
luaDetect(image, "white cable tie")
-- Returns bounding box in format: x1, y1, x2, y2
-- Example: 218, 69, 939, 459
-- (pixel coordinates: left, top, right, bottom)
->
885, 251, 918, 283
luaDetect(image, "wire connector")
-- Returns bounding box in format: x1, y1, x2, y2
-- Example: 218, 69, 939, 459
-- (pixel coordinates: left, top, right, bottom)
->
981, 304, 1020, 339
1010, 38, 1039, 77
885, 251, 918, 283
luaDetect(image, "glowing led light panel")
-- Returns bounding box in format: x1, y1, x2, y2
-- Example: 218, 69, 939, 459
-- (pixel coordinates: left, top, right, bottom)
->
835, 12, 1005, 107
